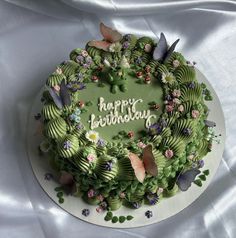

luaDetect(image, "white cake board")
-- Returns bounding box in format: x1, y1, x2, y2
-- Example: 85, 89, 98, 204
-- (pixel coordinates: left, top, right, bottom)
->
27, 69, 226, 228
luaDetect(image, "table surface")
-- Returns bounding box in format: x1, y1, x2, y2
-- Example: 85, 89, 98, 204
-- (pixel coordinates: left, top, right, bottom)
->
0, 0, 236, 237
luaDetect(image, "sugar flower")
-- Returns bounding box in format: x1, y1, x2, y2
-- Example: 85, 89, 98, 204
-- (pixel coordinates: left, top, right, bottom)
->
87, 189, 96, 198
86, 130, 99, 143
172, 89, 181, 98
81, 50, 88, 57
172, 59, 180, 68
87, 154, 96, 163
144, 43, 152, 53
165, 149, 174, 159
192, 110, 200, 119
161, 72, 175, 85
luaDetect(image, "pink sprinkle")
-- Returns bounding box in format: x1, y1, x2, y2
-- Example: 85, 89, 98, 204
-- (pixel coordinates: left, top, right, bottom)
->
137, 141, 146, 149
87, 154, 96, 163
166, 105, 174, 112
87, 189, 95, 198
96, 194, 104, 202
191, 110, 200, 119
165, 149, 174, 159
96, 206, 103, 213
53, 85, 60, 92
158, 187, 164, 194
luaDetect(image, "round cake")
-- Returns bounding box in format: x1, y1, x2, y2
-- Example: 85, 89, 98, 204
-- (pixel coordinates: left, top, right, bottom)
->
39, 23, 215, 213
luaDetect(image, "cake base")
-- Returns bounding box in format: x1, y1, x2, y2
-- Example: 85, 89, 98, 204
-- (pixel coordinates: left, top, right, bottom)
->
27, 69, 226, 228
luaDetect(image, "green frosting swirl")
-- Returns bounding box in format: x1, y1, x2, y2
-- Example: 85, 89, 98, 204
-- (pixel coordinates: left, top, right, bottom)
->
161, 136, 185, 157
46, 71, 65, 87
106, 196, 122, 211
60, 60, 80, 77
45, 117, 67, 139
57, 134, 79, 158
163, 184, 179, 197
41, 103, 62, 120
180, 82, 202, 102
174, 65, 196, 83
117, 156, 135, 180
69, 48, 83, 61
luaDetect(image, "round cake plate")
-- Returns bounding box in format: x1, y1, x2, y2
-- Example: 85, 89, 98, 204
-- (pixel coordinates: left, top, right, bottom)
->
27, 69, 226, 228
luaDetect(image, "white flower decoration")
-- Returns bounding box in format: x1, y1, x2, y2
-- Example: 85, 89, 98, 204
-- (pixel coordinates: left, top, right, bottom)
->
85, 130, 99, 143
109, 42, 122, 52
120, 55, 130, 69
161, 72, 175, 85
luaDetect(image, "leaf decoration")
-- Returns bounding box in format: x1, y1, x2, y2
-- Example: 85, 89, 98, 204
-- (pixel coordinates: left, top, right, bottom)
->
128, 152, 145, 183
48, 88, 63, 109
153, 32, 180, 63
204, 120, 216, 127
60, 79, 71, 106
87, 22, 122, 51
142, 144, 158, 176
100, 22, 122, 43
176, 168, 200, 191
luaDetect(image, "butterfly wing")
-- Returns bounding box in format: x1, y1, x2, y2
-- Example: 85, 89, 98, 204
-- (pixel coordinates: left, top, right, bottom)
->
153, 32, 168, 61
100, 22, 122, 43
163, 38, 180, 62
176, 168, 200, 191
48, 87, 63, 109
128, 152, 146, 183
60, 79, 71, 106
143, 144, 158, 176
87, 40, 111, 51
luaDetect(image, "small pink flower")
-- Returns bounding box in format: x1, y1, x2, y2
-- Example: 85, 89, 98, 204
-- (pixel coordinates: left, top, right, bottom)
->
173, 60, 180, 68
166, 105, 174, 112
144, 43, 152, 53
53, 85, 60, 92
96, 194, 104, 202
96, 206, 104, 213
137, 141, 146, 149
157, 187, 164, 194
178, 105, 184, 112
87, 154, 96, 163
56, 67, 62, 74
119, 192, 126, 199
187, 154, 195, 160
172, 89, 181, 98
191, 110, 200, 119
173, 98, 181, 105
165, 149, 174, 159
81, 50, 88, 57
87, 189, 95, 198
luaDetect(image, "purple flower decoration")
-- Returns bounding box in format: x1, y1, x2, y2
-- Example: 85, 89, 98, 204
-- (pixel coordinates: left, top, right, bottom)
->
76, 55, 84, 63
198, 160, 204, 168
149, 123, 162, 135
100, 201, 108, 209
97, 138, 106, 147
145, 210, 153, 218
44, 172, 53, 180
188, 82, 195, 89
122, 41, 130, 49
76, 123, 84, 131
82, 208, 90, 217
146, 193, 159, 205
124, 34, 132, 41
132, 202, 141, 209
135, 57, 142, 65
67, 82, 86, 92
159, 119, 167, 128
63, 140, 72, 150
165, 95, 172, 101
105, 161, 113, 171
83, 63, 89, 69
85, 56, 93, 65
182, 128, 192, 136
34, 113, 41, 120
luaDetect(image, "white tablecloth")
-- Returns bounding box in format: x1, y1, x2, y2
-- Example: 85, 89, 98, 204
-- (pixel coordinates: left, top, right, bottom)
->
0, 0, 236, 237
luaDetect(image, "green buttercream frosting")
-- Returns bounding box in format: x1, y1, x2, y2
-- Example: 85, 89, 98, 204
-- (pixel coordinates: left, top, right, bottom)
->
45, 117, 67, 139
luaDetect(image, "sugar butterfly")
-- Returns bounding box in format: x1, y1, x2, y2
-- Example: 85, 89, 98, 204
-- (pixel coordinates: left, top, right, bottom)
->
128, 144, 157, 183
88, 22, 122, 51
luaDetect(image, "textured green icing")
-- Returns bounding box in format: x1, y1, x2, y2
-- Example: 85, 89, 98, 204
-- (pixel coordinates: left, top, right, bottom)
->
107, 196, 122, 211
174, 65, 196, 83
60, 60, 80, 77
42, 103, 62, 120
45, 117, 67, 139
46, 71, 65, 87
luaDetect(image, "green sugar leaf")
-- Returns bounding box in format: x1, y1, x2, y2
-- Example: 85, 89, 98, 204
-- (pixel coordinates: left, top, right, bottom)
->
194, 179, 202, 187
119, 216, 126, 223
203, 169, 210, 176
126, 215, 134, 221
104, 215, 112, 221
85, 101, 93, 106
199, 175, 206, 181
81, 108, 88, 113
112, 216, 119, 223
57, 191, 64, 198
107, 211, 113, 218
59, 197, 64, 204
54, 186, 63, 192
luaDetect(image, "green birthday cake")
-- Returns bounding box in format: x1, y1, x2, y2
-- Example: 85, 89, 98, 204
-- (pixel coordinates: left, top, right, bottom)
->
39, 23, 216, 213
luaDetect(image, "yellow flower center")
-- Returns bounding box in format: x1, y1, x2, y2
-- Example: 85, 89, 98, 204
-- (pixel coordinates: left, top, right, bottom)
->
89, 134, 97, 140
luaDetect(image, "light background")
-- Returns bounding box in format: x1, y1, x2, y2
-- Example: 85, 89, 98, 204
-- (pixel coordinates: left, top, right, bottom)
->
0, 0, 236, 237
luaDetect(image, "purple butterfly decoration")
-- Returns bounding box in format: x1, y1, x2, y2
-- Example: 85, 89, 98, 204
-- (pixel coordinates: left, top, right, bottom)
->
176, 168, 200, 191
48, 79, 71, 109
153, 33, 180, 63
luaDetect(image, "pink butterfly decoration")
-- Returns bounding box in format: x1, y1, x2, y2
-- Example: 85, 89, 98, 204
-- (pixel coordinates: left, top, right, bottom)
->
88, 22, 122, 51
128, 144, 158, 183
